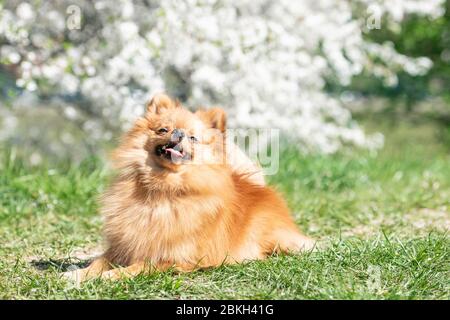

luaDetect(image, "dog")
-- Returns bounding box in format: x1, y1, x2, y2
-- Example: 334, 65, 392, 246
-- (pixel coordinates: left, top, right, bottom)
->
63, 93, 314, 282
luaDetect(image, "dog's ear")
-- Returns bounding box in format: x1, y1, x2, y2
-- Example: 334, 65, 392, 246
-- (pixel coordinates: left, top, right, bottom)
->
196, 108, 227, 132
146, 93, 180, 114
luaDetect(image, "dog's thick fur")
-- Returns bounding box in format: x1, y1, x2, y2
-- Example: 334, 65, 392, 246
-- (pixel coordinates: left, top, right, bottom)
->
64, 94, 314, 282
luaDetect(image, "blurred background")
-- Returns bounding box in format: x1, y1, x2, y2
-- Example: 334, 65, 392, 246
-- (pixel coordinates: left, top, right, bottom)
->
0, 0, 449, 164
1, 0, 449, 300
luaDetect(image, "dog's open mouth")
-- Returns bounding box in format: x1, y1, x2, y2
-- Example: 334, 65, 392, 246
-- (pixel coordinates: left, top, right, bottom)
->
155, 142, 190, 162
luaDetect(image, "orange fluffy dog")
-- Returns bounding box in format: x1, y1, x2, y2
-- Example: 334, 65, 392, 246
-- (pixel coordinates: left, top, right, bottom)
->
64, 94, 314, 282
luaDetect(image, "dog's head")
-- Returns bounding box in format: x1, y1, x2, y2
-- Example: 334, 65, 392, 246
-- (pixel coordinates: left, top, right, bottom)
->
145, 93, 226, 170
114, 94, 229, 192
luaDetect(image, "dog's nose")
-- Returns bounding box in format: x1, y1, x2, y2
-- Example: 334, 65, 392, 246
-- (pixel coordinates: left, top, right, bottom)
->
170, 128, 185, 143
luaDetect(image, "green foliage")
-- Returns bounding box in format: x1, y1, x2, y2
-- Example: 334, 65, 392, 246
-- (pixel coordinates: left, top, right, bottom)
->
328, 1, 450, 113
0, 66, 20, 102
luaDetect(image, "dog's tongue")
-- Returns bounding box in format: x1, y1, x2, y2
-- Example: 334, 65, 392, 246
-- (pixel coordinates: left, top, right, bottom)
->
165, 148, 183, 158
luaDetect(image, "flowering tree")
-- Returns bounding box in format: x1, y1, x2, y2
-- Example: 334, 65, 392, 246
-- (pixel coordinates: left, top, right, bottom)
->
0, 0, 445, 159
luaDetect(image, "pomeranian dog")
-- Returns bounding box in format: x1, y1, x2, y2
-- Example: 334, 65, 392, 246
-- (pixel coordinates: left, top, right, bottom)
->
64, 93, 314, 282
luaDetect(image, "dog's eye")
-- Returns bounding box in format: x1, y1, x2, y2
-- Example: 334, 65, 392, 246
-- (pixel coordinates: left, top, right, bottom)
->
157, 128, 168, 134
190, 136, 199, 143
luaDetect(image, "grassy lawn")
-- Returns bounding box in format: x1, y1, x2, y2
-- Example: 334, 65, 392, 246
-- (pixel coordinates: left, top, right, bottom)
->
0, 117, 449, 299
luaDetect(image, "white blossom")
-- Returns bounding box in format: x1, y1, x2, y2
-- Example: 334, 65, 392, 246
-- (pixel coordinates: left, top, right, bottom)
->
0, 0, 445, 155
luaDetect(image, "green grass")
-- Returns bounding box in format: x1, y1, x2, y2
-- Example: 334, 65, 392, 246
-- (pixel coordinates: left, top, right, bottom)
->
0, 118, 449, 299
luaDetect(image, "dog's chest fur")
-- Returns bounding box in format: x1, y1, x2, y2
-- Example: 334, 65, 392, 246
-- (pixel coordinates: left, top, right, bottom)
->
102, 190, 228, 266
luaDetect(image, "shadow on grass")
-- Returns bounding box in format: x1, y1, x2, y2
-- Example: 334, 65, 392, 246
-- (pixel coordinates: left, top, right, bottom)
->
30, 258, 92, 271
